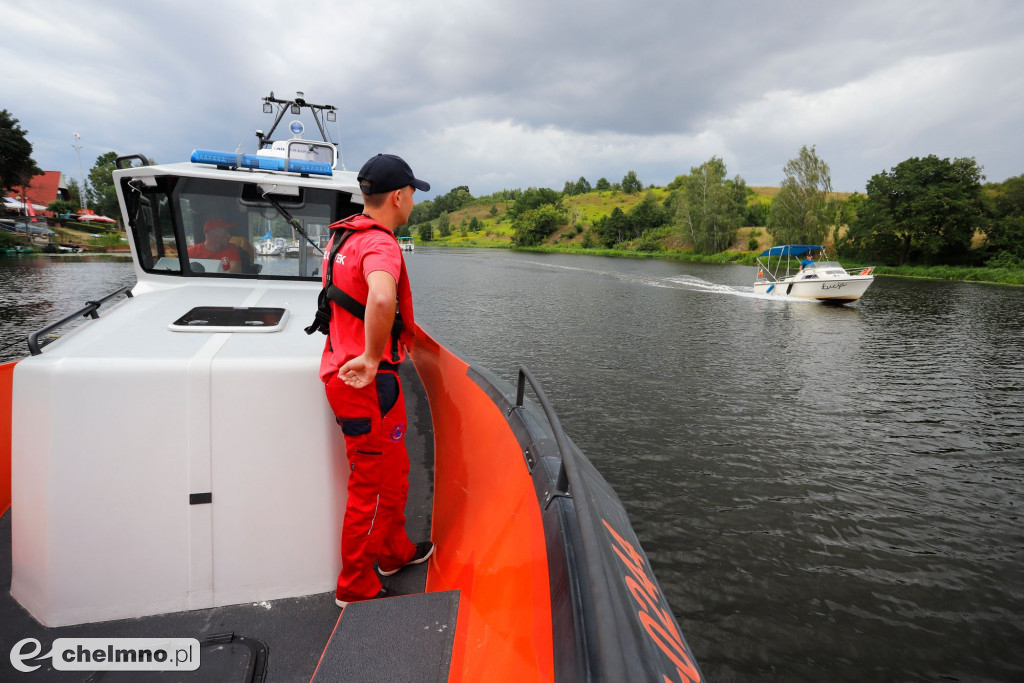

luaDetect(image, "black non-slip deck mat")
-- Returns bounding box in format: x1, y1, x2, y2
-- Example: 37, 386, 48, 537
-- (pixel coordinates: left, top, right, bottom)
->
312, 589, 459, 683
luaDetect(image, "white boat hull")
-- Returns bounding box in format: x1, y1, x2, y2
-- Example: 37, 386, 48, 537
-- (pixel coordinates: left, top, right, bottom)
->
754, 274, 874, 302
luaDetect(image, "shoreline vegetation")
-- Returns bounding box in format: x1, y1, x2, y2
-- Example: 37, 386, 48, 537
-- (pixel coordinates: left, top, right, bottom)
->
404, 177, 1024, 287
5, 128, 1022, 286
426, 239, 1024, 287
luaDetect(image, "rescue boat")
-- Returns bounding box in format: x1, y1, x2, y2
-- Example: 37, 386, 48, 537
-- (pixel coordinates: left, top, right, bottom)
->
0, 93, 702, 681
754, 245, 874, 303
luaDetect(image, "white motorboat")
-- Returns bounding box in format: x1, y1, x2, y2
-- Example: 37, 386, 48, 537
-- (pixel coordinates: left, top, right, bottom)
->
754, 244, 874, 304
398, 235, 414, 252
254, 236, 286, 255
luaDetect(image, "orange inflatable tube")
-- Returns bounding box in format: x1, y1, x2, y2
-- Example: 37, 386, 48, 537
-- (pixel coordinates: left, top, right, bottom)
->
411, 328, 555, 682
0, 361, 15, 516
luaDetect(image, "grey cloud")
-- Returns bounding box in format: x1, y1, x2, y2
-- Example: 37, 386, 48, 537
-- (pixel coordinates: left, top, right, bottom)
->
5, 0, 1024, 197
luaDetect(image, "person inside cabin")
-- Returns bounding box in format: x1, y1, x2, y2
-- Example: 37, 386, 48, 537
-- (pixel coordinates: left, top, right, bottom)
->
187, 217, 243, 273
315, 153, 434, 609
229, 227, 255, 272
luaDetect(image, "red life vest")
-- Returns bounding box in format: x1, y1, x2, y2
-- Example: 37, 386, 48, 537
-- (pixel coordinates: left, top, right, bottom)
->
310, 214, 416, 382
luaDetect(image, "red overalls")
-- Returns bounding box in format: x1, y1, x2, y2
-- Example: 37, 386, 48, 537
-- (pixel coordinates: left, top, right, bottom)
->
319, 214, 417, 602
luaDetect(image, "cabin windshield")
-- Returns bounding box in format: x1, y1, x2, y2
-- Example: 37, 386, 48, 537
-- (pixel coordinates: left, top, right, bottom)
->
122, 175, 361, 280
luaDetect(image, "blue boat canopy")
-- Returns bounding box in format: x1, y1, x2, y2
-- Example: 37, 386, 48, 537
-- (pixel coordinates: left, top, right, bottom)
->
758, 244, 823, 257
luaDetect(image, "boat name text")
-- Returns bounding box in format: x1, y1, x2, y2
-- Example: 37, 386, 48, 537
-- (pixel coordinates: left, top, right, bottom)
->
603, 518, 701, 683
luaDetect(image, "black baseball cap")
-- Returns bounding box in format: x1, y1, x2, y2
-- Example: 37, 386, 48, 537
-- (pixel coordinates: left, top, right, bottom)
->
357, 154, 430, 194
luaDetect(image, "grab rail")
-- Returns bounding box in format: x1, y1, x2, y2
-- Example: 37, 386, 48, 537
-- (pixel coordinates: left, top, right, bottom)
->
515, 365, 633, 680
515, 366, 577, 494
27, 286, 134, 356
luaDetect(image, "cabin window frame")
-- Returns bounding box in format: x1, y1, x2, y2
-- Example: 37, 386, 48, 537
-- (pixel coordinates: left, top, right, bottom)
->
123, 174, 361, 281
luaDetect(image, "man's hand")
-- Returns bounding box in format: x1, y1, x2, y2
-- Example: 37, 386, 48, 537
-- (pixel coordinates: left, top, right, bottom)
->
339, 354, 379, 388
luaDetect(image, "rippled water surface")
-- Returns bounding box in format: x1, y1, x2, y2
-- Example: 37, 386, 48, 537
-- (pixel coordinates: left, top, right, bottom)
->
2, 250, 1022, 681
0, 255, 136, 363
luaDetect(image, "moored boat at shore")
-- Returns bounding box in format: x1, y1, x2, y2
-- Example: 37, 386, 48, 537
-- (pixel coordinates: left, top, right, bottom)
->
0, 93, 702, 681
254, 235, 286, 255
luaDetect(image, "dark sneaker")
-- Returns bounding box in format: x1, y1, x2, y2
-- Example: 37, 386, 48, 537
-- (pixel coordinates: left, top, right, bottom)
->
377, 541, 435, 577
336, 587, 387, 609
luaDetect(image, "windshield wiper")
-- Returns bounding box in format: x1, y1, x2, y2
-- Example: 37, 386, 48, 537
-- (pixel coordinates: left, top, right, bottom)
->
261, 191, 324, 256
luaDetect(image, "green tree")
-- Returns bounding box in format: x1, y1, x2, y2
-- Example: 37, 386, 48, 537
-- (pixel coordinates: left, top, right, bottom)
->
408, 199, 435, 226
573, 176, 592, 195
992, 174, 1024, 217
488, 203, 498, 217
511, 204, 565, 246
433, 185, 473, 215
621, 170, 642, 194
592, 194, 667, 248
47, 198, 78, 219
417, 221, 433, 242
846, 155, 985, 265
629, 192, 668, 233
838, 192, 865, 227
65, 178, 85, 209
669, 156, 746, 254
746, 194, 770, 227
87, 151, 120, 219
983, 174, 1024, 260
437, 211, 451, 237
595, 206, 630, 247
0, 109, 42, 195
768, 145, 837, 246
468, 216, 481, 232
594, 177, 611, 191
507, 187, 563, 220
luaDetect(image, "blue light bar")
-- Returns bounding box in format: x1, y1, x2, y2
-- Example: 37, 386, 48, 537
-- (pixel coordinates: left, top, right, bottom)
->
190, 149, 333, 176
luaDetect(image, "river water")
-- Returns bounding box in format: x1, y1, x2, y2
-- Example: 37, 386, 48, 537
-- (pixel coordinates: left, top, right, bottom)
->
2, 250, 1022, 681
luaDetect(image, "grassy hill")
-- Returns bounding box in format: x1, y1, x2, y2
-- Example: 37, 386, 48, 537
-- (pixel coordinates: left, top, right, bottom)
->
418, 185, 765, 253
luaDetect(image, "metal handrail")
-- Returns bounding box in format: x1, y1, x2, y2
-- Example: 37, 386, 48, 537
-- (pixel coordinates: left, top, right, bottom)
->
27, 286, 134, 356
515, 366, 576, 494
514, 366, 625, 680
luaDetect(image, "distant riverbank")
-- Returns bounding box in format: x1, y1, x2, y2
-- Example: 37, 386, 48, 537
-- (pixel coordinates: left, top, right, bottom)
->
410, 185, 1024, 287
421, 241, 1024, 287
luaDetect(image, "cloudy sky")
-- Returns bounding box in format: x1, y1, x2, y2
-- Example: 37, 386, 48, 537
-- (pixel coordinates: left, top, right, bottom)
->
5, 0, 1023, 198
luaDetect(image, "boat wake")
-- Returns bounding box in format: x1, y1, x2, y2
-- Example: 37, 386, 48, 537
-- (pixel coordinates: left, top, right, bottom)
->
521, 261, 819, 303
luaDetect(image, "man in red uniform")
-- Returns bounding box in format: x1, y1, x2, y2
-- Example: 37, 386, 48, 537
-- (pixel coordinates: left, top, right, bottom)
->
188, 218, 243, 273
320, 154, 434, 608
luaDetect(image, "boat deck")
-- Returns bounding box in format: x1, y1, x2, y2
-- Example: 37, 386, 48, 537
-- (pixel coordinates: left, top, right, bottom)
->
1, 362, 436, 682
